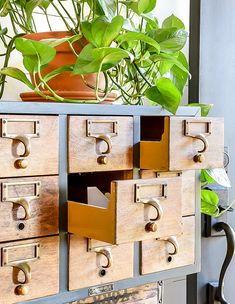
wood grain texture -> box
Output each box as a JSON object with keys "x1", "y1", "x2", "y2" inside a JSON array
[
  {"x1": 68, "y1": 176, "x2": 183, "y2": 244},
  {"x1": 169, "y1": 117, "x2": 224, "y2": 170},
  {"x1": 68, "y1": 116, "x2": 133, "y2": 173},
  {"x1": 140, "y1": 170, "x2": 195, "y2": 216},
  {"x1": 69, "y1": 235, "x2": 133, "y2": 290},
  {"x1": 69, "y1": 283, "x2": 159, "y2": 304},
  {"x1": 0, "y1": 115, "x2": 59, "y2": 177},
  {"x1": 115, "y1": 177, "x2": 183, "y2": 244},
  {"x1": 0, "y1": 236, "x2": 59, "y2": 303},
  {"x1": 0, "y1": 176, "x2": 59, "y2": 243},
  {"x1": 141, "y1": 216, "x2": 195, "y2": 275}
]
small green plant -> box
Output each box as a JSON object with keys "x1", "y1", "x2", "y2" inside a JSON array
[
  {"x1": 200, "y1": 168, "x2": 234, "y2": 217},
  {"x1": 0, "y1": 0, "x2": 190, "y2": 113}
]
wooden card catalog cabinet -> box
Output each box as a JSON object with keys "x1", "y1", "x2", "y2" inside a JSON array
[
  {"x1": 140, "y1": 116, "x2": 224, "y2": 171},
  {"x1": 0, "y1": 236, "x2": 59, "y2": 303},
  {"x1": 68, "y1": 116, "x2": 133, "y2": 173},
  {"x1": 0, "y1": 176, "x2": 59, "y2": 242},
  {"x1": 68, "y1": 176, "x2": 183, "y2": 245},
  {"x1": 0, "y1": 115, "x2": 59, "y2": 177},
  {"x1": 69, "y1": 236, "x2": 133, "y2": 290}
]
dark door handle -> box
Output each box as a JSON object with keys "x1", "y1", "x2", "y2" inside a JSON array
[{"x1": 211, "y1": 222, "x2": 235, "y2": 304}]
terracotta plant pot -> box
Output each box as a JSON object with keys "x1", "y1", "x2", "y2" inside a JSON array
[{"x1": 20, "y1": 31, "x2": 116, "y2": 102}]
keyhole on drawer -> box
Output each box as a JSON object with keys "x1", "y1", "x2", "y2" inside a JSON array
[
  {"x1": 167, "y1": 256, "x2": 173, "y2": 263},
  {"x1": 18, "y1": 223, "x2": 25, "y2": 230},
  {"x1": 99, "y1": 269, "x2": 106, "y2": 277}
]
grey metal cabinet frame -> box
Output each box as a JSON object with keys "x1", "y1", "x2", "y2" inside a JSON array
[{"x1": 0, "y1": 102, "x2": 201, "y2": 304}]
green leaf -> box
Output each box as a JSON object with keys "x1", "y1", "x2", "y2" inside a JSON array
[
  {"x1": 154, "y1": 28, "x2": 188, "y2": 53},
  {"x1": 186, "y1": 103, "x2": 213, "y2": 117},
  {"x1": 93, "y1": 16, "x2": 124, "y2": 47},
  {"x1": 0, "y1": 0, "x2": 11, "y2": 17},
  {"x1": 130, "y1": 0, "x2": 157, "y2": 15},
  {"x1": 73, "y1": 44, "x2": 130, "y2": 74},
  {"x1": 15, "y1": 38, "x2": 56, "y2": 72},
  {"x1": 39, "y1": 0, "x2": 51, "y2": 9},
  {"x1": 162, "y1": 14, "x2": 185, "y2": 30},
  {"x1": 151, "y1": 52, "x2": 189, "y2": 74},
  {"x1": 94, "y1": 0, "x2": 117, "y2": 20},
  {"x1": 201, "y1": 189, "x2": 220, "y2": 216},
  {"x1": 117, "y1": 32, "x2": 160, "y2": 53},
  {"x1": 145, "y1": 78, "x2": 182, "y2": 114},
  {"x1": 25, "y1": 0, "x2": 44, "y2": 24},
  {"x1": 43, "y1": 64, "x2": 74, "y2": 83},
  {"x1": 0, "y1": 67, "x2": 34, "y2": 89},
  {"x1": 82, "y1": 16, "x2": 123, "y2": 47},
  {"x1": 168, "y1": 51, "x2": 189, "y2": 94},
  {"x1": 200, "y1": 169, "x2": 216, "y2": 184},
  {"x1": 42, "y1": 34, "x2": 82, "y2": 48},
  {"x1": 0, "y1": 27, "x2": 7, "y2": 36},
  {"x1": 205, "y1": 168, "x2": 231, "y2": 188}
]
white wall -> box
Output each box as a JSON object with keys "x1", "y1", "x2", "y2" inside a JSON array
[{"x1": 1, "y1": 0, "x2": 190, "y2": 102}]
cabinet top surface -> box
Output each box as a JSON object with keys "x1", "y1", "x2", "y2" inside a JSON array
[{"x1": 0, "y1": 101, "x2": 200, "y2": 116}]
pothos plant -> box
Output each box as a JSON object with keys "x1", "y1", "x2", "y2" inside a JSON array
[
  {"x1": 0, "y1": 0, "x2": 189, "y2": 113},
  {"x1": 191, "y1": 105, "x2": 235, "y2": 217}
]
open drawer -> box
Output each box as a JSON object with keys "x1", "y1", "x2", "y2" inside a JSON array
[
  {"x1": 140, "y1": 116, "x2": 224, "y2": 171},
  {"x1": 68, "y1": 173, "x2": 183, "y2": 245}
]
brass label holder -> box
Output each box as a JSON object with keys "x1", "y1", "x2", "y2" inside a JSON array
[
  {"x1": 1, "y1": 242, "x2": 40, "y2": 267},
  {"x1": 1, "y1": 118, "x2": 40, "y2": 160},
  {"x1": 2, "y1": 181, "x2": 41, "y2": 220}
]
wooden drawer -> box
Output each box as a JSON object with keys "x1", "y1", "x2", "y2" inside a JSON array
[
  {"x1": 0, "y1": 115, "x2": 59, "y2": 177},
  {"x1": 141, "y1": 170, "x2": 195, "y2": 216},
  {"x1": 68, "y1": 176, "x2": 182, "y2": 244},
  {"x1": 0, "y1": 236, "x2": 59, "y2": 303},
  {"x1": 140, "y1": 116, "x2": 224, "y2": 171},
  {"x1": 0, "y1": 176, "x2": 59, "y2": 242},
  {"x1": 68, "y1": 116, "x2": 133, "y2": 172},
  {"x1": 141, "y1": 216, "x2": 195, "y2": 275},
  {"x1": 69, "y1": 236, "x2": 133, "y2": 290}
]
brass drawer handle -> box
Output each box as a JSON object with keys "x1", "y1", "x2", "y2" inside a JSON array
[
  {"x1": 147, "y1": 199, "x2": 163, "y2": 221},
  {"x1": 13, "y1": 198, "x2": 31, "y2": 220},
  {"x1": 96, "y1": 134, "x2": 112, "y2": 154},
  {"x1": 2, "y1": 181, "x2": 41, "y2": 221},
  {"x1": 184, "y1": 119, "x2": 211, "y2": 163},
  {"x1": 95, "y1": 247, "x2": 113, "y2": 269},
  {"x1": 166, "y1": 236, "x2": 179, "y2": 256},
  {"x1": 13, "y1": 262, "x2": 31, "y2": 284},
  {"x1": 14, "y1": 135, "x2": 31, "y2": 158}
]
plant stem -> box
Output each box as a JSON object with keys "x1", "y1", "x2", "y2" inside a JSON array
[{"x1": 134, "y1": 62, "x2": 153, "y2": 87}]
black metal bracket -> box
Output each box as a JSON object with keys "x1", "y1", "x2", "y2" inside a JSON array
[{"x1": 207, "y1": 222, "x2": 235, "y2": 304}]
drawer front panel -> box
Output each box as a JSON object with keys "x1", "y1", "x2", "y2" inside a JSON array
[
  {"x1": 69, "y1": 235, "x2": 133, "y2": 290},
  {"x1": 140, "y1": 170, "x2": 195, "y2": 216},
  {"x1": 169, "y1": 117, "x2": 224, "y2": 170},
  {"x1": 0, "y1": 176, "x2": 59, "y2": 242},
  {"x1": 115, "y1": 177, "x2": 183, "y2": 244},
  {"x1": 68, "y1": 176, "x2": 182, "y2": 245},
  {"x1": 68, "y1": 116, "x2": 133, "y2": 172},
  {"x1": 0, "y1": 115, "x2": 59, "y2": 177},
  {"x1": 0, "y1": 236, "x2": 59, "y2": 303},
  {"x1": 141, "y1": 216, "x2": 195, "y2": 275}
]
